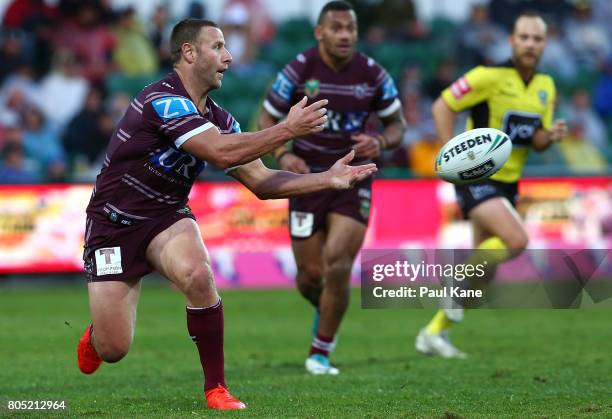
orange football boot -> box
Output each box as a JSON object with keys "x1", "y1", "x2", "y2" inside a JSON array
[
  {"x1": 77, "y1": 324, "x2": 102, "y2": 374},
  {"x1": 205, "y1": 385, "x2": 246, "y2": 410}
]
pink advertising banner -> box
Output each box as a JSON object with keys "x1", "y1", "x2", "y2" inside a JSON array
[{"x1": 0, "y1": 178, "x2": 610, "y2": 287}]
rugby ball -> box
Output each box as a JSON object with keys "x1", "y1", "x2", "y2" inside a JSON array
[{"x1": 435, "y1": 128, "x2": 511, "y2": 184}]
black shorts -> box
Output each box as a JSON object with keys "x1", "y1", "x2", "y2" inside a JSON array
[
  {"x1": 454, "y1": 179, "x2": 518, "y2": 219},
  {"x1": 288, "y1": 178, "x2": 372, "y2": 239},
  {"x1": 83, "y1": 207, "x2": 196, "y2": 282}
]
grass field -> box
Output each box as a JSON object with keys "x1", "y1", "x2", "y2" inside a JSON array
[{"x1": 1, "y1": 281, "x2": 611, "y2": 418}]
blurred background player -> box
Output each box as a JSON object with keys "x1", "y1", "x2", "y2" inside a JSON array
[
  {"x1": 76, "y1": 18, "x2": 377, "y2": 411},
  {"x1": 416, "y1": 11, "x2": 567, "y2": 358},
  {"x1": 258, "y1": 1, "x2": 406, "y2": 375}
]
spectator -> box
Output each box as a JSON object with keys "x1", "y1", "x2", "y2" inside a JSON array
[
  {"x1": 564, "y1": 3, "x2": 611, "y2": 70},
  {"x1": 561, "y1": 88, "x2": 607, "y2": 149},
  {"x1": 489, "y1": 0, "x2": 573, "y2": 32},
  {"x1": 3, "y1": 0, "x2": 59, "y2": 78},
  {"x1": 38, "y1": 49, "x2": 89, "y2": 133},
  {"x1": 0, "y1": 66, "x2": 38, "y2": 127},
  {"x1": 593, "y1": 55, "x2": 612, "y2": 119},
  {"x1": 407, "y1": 122, "x2": 442, "y2": 178},
  {"x1": 538, "y1": 23, "x2": 578, "y2": 80},
  {"x1": 220, "y1": 3, "x2": 256, "y2": 68},
  {"x1": 0, "y1": 30, "x2": 32, "y2": 85},
  {"x1": 149, "y1": 5, "x2": 173, "y2": 72},
  {"x1": 222, "y1": 0, "x2": 275, "y2": 44},
  {"x1": 558, "y1": 121, "x2": 607, "y2": 174},
  {"x1": 459, "y1": 4, "x2": 508, "y2": 66},
  {"x1": 53, "y1": 2, "x2": 115, "y2": 83},
  {"x1": 185, "y1": 1, "x2": 206, "y2": 19},
  {"x1": 362, "y1": 0, "x2": 426, "y2": 43},
  {"x1": 424, "y1": 59, "x2": 457, "y2": 101},
  {"x1": 0, "y1": 142, "x2": 40, "y2": 183},
  {"x1": 105, "y1": 91, "x2": 130, "y2": 124},
  {"x1": 112, "y1": 7, "x2": 158, "y2": 77},
  {"x1": 21, "y1": 107, "x2": 66, "y2": 181},
  {"x1": 591, "y1": 0, "x2": 612, "y2": 42},
  {"x1": 63, "y1": 87, "x2": 110, "y2": 166}
]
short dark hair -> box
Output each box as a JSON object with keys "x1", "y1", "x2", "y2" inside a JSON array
[
  {"x1": 170, "y1": 19, "x2": 218, "y2": 64},
  {"x1": 512, "y1": 10, "x2": 546, "y2": 34},
  {"x1": 317, "y1": 1, "x2": 354, "y2": 25}
]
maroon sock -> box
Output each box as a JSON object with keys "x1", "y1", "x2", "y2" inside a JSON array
[
  {"x1": 186, "y1": 300, "x2": 225, "y2": 391},
  {"x1": 309, "y1": 333, "x2": 335, "y2": 357}
]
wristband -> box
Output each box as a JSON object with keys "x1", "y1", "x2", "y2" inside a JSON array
[{"x1": 375, "y1": 134, "x2": 389, "y2": 150}]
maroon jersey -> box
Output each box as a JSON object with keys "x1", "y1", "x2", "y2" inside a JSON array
[
  {"x1": 86, "y1": 72, "x2": 240, "y2": 220},
  {"x1": 264, "y1": 47, "x2": 401, "y2": 171}
]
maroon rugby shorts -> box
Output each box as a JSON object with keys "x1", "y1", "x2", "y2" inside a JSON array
[
  {"x1": 83, "y1": 209, "x2": 196, "y2": 282},
  {"x1": 288, "y1": 178, "x2": 372, "y2": 239}
]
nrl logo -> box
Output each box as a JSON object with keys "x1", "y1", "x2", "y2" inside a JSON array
[
  {"x1": 467, "y1": 150, "x2": 476, "y2": 160},
  {"x1": 304, "y1": 79, "x2": 320, "y2": 98}
]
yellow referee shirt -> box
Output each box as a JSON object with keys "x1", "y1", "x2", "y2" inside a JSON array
[{"x1": 441, "y1": 61, "x2": 555, "y2": 183}]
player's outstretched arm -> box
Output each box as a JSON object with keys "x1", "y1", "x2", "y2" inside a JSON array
[
  {"x1": 258, "y1": 104, "x2": 311, "y2": 174},
  {"x1": 182, "y1": 97, "x2": 327, "y2": 169},
  {"x1": 229, "y1": 150, "x2": 377, "y2": 200},
  {"x1": 432, "y1": 96, "x2": 457, "y2": 143},
  {"x1": 532, "y1": 119, "x2": 567, "y2": 151}
]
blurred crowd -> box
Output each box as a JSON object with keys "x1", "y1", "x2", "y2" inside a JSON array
[{"x1": 0, "y1": 0, "x2": 610, "y2": 183}]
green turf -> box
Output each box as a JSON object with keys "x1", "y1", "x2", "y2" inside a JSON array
[{"x1": 1, "y1": 282, "x2": 611, "y2": 418}]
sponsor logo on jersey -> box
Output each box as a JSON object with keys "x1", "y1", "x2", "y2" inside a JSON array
[
  {"x1": 442, "y1": 133, "x2": 493, "y2": 162},
  {"x1": 324, "y1": 109, "x2": 368, "y2": 132},
  {"x1": 152, "y1": 96, "x2": 198, "y2": 121},
  {"x1": 502, "y1": 111, "x2": 542, "y2": 146},
  {"x1": 468, "y1": 183, "x2": 497, "y2": 200},
  {"x1": 304, "y1": 79, "x2": 320, "y2": 98},
  {"x1": 450, "y1": 76, "x2": 472, "y2": 99},
  {"x1": 459, "y1": 159, "x2": 495, "y2": 180},
  {"x1": 354, "y1": 83, "x2": 368, "y2": 99},
  {"x1": 271, "y1": 72, "x2": 296, "y2": 102},
  {"x1": 150, "y1": 146, "x2": 205, "y2": 180},
  {"x1": 290, "y1": 211, "x2": 314, "y2": 238},
  {"x1": 381, "y1": 76, "x2": 398, "y2": 101},
  {"x1": 95, "y1": 247, "x2": 122, "y2": 276},
  {"x1": 538, "y1": 89, "x2": 548, "y2": 105}
]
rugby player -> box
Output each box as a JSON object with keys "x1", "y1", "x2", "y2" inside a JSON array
[
  {"x1": 76, "y1": 19, "x2": 377, "y2": 410},
  {"x1": 258, "y1": 1, "x2": 406, "y2": 375},
  {"x1": 416, "y1": 11, "x2": 567, "y2": 358}
]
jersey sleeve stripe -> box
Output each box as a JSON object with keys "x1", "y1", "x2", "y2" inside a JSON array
[
  {"x1": 376, "y1": 98, "x2": 401, "y2": 118},
  {"x1": 130, "y1": 102, "x2": 143, "y2": 114},
  {"x1": 174, "y1": 122, "x2": 215, "y2": 148},
  {"x1": 284, "y1": 66, "x2": 300, "y2": 84},
  {"x1": 165, "y1": 114, "x2": 203, "y2": 133},
  {"x1": 263, "y1": 99, "x2": 286, "y2": 119}
]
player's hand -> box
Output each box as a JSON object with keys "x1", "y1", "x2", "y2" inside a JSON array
[
  {"x1": 279, "y1": 152, "x2": 310, "y2": 174},
  {"x1": 284, "y1": 96, "x2": 328, "y2": 137},
  {"x1": 351, "y1": 133, "x2": 381, "y2": 159},
  {"x1": 549, "y1": 119, "x2": 567, "y2": 143},
  {"x1": 325, "y1": 150, "x2": 377, "y2": 189}
]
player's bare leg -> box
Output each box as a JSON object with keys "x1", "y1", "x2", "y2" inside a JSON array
[
  {"x1": 78, "y1": 279, "x2": 141, "y2": 373},
  {"x1": 305, "y1": 213, "x2": 365, "y2": 375},
  {"x1": 418, "y1": 197, "x2": 528, "y2": 358},
  {"x1": 146, "y1": 218, "x2": 245, "y2": 410},
  {"x1": 292, "y1": 230, "x2": 325, "y2": 309}
]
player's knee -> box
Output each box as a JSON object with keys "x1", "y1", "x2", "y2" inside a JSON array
[
  {"x1": 182, "y1": 262, "x2": 215, "y2": 301},
  {"x1": 96, "y1": 339, "x2": 131, "y2": 363},
  {"x1": 504, "y1": 233, "x2": 528, "y2": 253},
  {"x1": 324, "y1": 253, "x2": 353, "y2": 280},
  {"x1": 296, "y1": 262, "x2": 322, "y2": 284}
]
